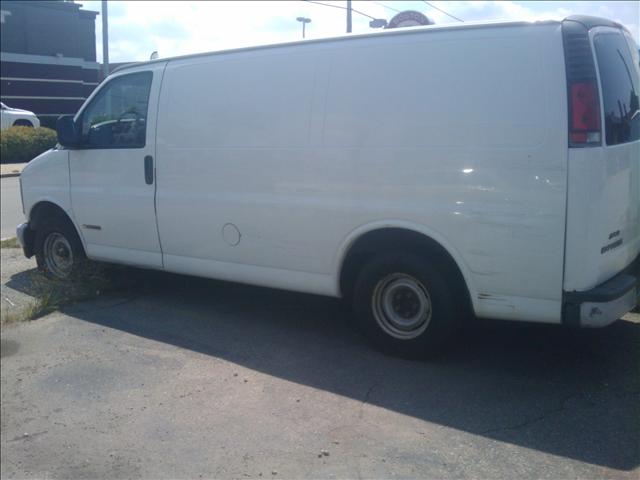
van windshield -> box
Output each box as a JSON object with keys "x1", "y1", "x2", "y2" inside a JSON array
[{"x1": 593, "y1": 32, "x2": 640, "y2": 145}]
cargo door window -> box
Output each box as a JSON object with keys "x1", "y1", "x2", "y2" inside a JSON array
[
  {"x1": 79, "y1": 72, "x2": 152, "y2": 149},
  {"x1": 593, "y1": 32, "x2": 640, "y2": 145}
]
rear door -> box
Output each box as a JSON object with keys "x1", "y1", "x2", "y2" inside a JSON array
[{"x1": 563, "y1": 21, "x2": 640, "y2": 292}]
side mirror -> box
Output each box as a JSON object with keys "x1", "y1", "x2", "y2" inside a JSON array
[{"x1": 56, "y1": 115, "x2": 80, "y2": 148}]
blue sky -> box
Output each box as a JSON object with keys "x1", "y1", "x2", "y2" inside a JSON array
[{"x1": 81, "y1": 1, "x2": 640, "y2": 63}]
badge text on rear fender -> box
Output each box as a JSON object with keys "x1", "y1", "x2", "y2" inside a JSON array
[{"x1": 601, "y1": 238, "x2": 623, "y2": 254}]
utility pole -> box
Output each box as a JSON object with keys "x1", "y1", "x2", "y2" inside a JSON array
[
  {"x1": 346, "y1": 0, "x2": 352, "y2": 33},
  {"x1": 101, "y1": 0, "x2": 109, "y2": 79}
]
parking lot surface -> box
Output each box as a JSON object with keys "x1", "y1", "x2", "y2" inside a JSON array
[{"x1": 1, "y1": 257, "x2": 639, "y2": 479}]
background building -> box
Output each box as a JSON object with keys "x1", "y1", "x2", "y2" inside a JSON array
[{"x1": 0, "y1": 0, "x2": 99, "y2": 128}]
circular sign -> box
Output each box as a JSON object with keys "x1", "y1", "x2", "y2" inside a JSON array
[{"x1": 387, "y1": 10, "x2": 433, "y2": 29}]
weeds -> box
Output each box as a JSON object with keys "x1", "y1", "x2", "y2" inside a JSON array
[{"x1": 1, "y1": 261, "x2": 128, "y2": 325}]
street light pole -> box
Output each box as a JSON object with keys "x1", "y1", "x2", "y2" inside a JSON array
[
  {"x1": 101, "y1": 0, "x2": 109, "y2": 79},
  {"x1": 296, "y1": 17, "x2": 311, "y2": 39},
  {"x1": 346, "y1": 0, "x2": 352, "y2": 33}
]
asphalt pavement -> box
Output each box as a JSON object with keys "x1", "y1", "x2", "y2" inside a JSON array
[
  {"x1": 1, "y1": 169, "x2": 638, "y2": 478},
  {"x1": 1, "y1": 177, "x2": 24, "y2": 239},
  {"x1": 1, "y1": 251, "x2": 639, "y2": 479}
]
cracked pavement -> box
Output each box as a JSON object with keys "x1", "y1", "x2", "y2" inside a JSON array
[{"x1": 1, "y1": 250, "x2": 639, "y2": 479}]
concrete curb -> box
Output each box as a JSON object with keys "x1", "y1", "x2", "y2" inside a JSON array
[{"x1": 1, "y1": 163, "x2": 28, "y2": 178}]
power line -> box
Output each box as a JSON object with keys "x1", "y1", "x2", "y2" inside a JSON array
[
  {"x1": 302, "y1": 1, "x2": 378, "y2": 21},
  {"x1": 422, "y1": 1, "x2": 464, "y2": 22},
  {"x1": 370, "y1": 1, "x2": 401, "y2": 13}
]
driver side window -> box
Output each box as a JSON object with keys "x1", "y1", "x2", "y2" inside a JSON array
[{"x1": 80, "y1": 72, "x2": 152, "y2": 149}]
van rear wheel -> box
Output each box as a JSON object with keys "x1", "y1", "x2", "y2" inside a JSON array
[
  {"x1": 353, "y1": 253, "x2": 461, "y2": 359},
  {"x1": 35, "y1": 216, "x2": 86, "y2": 280}
]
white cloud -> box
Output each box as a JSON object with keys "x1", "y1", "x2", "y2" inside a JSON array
[{"x1": 82, "y1": 0, "x2": 639, "y2": 63}]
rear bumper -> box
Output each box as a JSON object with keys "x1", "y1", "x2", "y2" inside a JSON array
[{"x1": 563, "y1": 256, "x2": 639, "y2": 327}]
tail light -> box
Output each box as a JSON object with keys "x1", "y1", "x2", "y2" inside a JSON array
[
  {"x1": 569, "y1": 81, "x2": 601, "y2": 144},
  {"x1": 562, "y1": 20, "x2": 602, "y2": 147}
]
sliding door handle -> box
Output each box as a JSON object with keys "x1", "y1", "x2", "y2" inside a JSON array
[{"x1": 144, "y1": 155, "x2": 154, "y2": 185}]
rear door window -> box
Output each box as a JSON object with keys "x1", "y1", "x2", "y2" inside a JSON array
[{"x1": 593, "y1": 32, "x2": 640, "y2": 145}]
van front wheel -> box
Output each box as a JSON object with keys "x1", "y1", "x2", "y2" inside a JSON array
[
  {"x1": 35, "y1": 216, "x2": 86, "y2": 280},
  {"x1": 353, "y1": 253, "x2": 460, "y2": 359}
]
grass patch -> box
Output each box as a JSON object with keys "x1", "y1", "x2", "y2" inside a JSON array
[
  {"x1": 1, "y1": 305, "x2": 25, "y2": 325},
  {"x1": 0, "y1": 237, "x2": 20, "y2": 249},
  {"x1": 0, "y1": 296, "x2": 55, "y2": 325},
  {"x1": 1, "y1": 262, "x2": 133, "y2": 325},
  {"x1": 30, "y1": 263, "x2": 119, "y2": 314}
]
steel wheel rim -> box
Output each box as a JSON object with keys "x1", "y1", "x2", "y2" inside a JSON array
[
  {"x1": 43, "y1": 232, "x2": 73, "y2": 278},
  {"x1": 372, "y1": 273, "x2": 432, "y2": 339}
]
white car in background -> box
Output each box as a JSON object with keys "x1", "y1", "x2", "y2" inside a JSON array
[{"x1": 0, "y1": 102, "x2": 40, "y2": 130}]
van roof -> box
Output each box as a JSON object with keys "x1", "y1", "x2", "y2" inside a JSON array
[{"x1": 111, "y1": 15, "x2": 625, "y2": 75}]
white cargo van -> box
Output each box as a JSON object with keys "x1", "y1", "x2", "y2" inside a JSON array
[{"x1": 17, "y1": 16, "x2": 639, "y2": 357}]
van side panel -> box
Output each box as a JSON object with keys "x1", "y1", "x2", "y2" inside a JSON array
[
  {"x1": 156, "y1": 24, "x2": 568, "y2": 322},
  {"x1": 323, "y1": 25, "x2": 569, "y2": 322},
  {"x1": 155, "y1": 48, "x2": 330, "y2": 290}
]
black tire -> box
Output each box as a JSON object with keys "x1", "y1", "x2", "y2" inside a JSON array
[
  {"x1": 353, "y1": 252, "x2": 462, "y2": 359},
  {"x1": 35, "y1": 215, "x2": 86, "y2": 280},
  {"x1": 13, "y1": 120, "x2": 34, "y2": 127}
]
